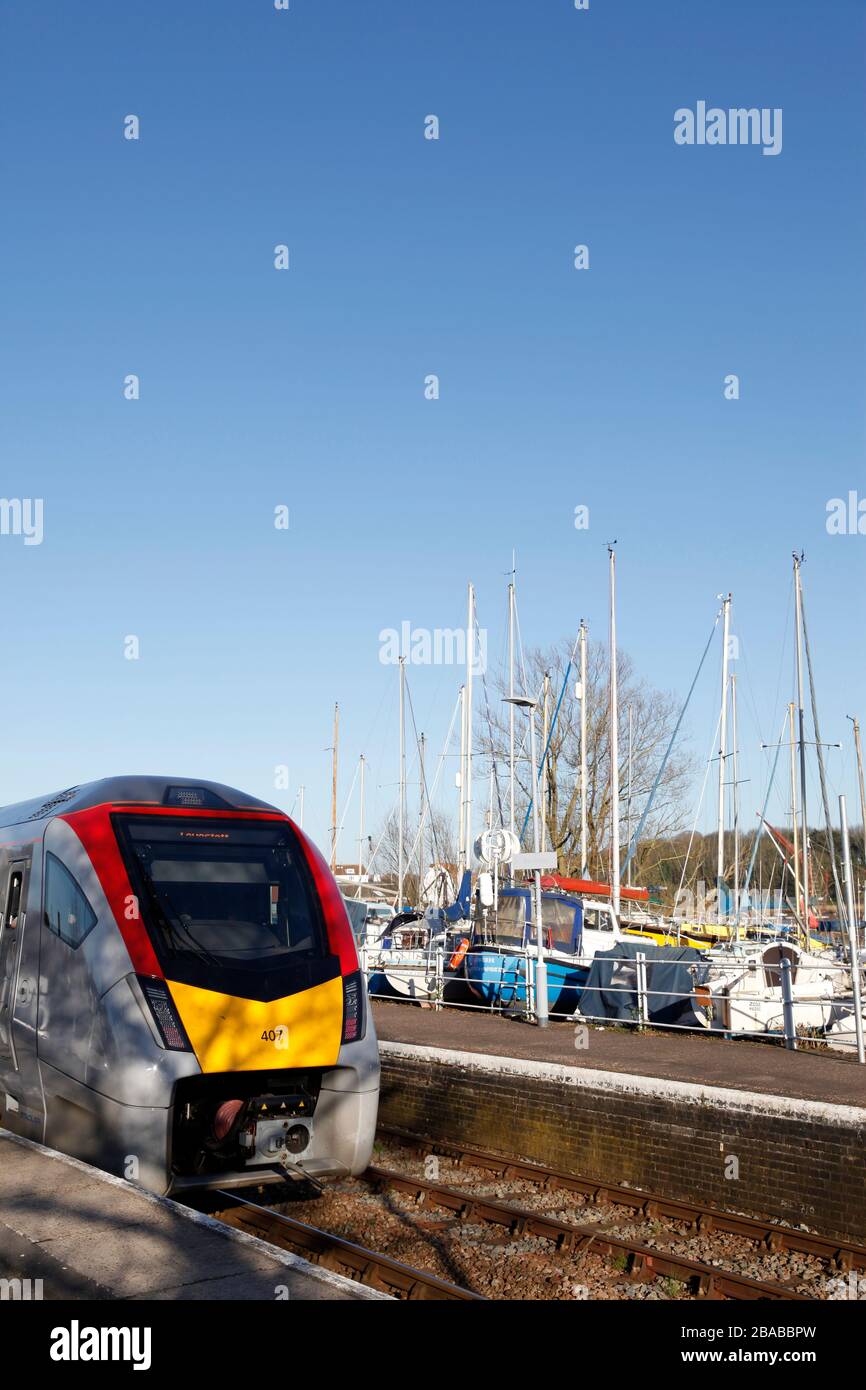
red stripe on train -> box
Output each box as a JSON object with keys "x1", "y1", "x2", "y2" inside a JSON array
[{"x1": 61, "y1": 806, "x2": 163, "y2": 976}]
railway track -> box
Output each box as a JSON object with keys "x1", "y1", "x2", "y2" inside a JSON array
[
  {"x1": 208, "y1": 1190, "x2": 484, "y2": 1300},
  {"x1": 193, "y1": 1125, "x2": 866, "y2": 1302},
  {"x1": 199, "y1": 1117, "x2": 861, "y2": 1300},
  {"x1": 360, "y1": 1164, "x2": 806, "y2": 1300},
  {"x1": 378, "y1": 1123, "x2": 866, "y2": 1275}
]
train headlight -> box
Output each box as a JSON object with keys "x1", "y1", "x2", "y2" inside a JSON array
[
  {"x1": 341, "y1": 969, "x2": 366, "y2": 1044},
  {"x1": 137, "y1": 976, "x2": 193, "y2": 1051}
]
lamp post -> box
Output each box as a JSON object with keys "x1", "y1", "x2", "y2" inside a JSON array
[{"x1": 503, "y1": 694, "x2": 548, "y2": 1027}]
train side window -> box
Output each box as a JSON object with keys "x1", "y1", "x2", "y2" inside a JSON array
[
  {"x1": 3, "y1": 870, "x2": 23, "y2": 930},
  {"x1": 44, "y1": 854, "x2": 97, "y2": 949}
]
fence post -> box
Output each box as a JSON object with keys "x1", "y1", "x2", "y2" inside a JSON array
[
  {"x1": 780, "y1": 957, "x2": 797, "y2": 1050},
  {"x1": 526, "y1": 949, "x2": 535, "y2": 1022},
  {"x1": 635, "y1": 952, "x2": 647, "y2": 1029},
  {"x1": 840, "y1": 794, "x2": 866, "y2": 1063},
  {"x1": 434, "y1": 943, "x2": 444, "y2": 1012}
]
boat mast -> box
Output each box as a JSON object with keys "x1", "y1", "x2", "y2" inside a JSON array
[
  {"x1": 508, "y1": 561, "x2": 516, "y2": 849},
  {"x1": 716, "y1": 594, "x2": 731, "y2": 923},
  {"x1": 398, "y1": 657, "x2": 406, "y2": 908},
  {"x1": 355, "y1": 754, "x2": 365, "y2": 899},
  {"x1": 463, "y1": 582, "x2": 475, "y2": 873},
  {"x1": 418, "y1": 732, "x2": 426, "y2": 893},
  {"x1": 788, "y1": 700, "x2": 800, "y2": 922},
  {"x1": 579, "y1": 619, "x2": 588, "y2": 878},
  {"x1": 840, "y1": 795, "x2": 866, "y2": 1062},
  {"x1": 731, "y1": 673, "x2": 739, "y2": 918},
  {"x1": 608, "y1": 545, "x2": 621, "y2": 920},
  {"x1": 330, "y1": 702, "x2": 339, "y2": 871},
  {"x1": 849, "y1": 716, "x2": 866, "y2": 860},
  {"x1": 626, "y1": 703, "x2": 633, "y2": 889},
  {"x1": 793, "y1": 553, "x2": 810, "y2": 925},
  {"x1": 457, "y1": 684, "x2": 466, "y2": 876},
  {"x1": 759, "y1": 848, "x2": 764, "y2": 916},
  {"x1": 541, "y1": 671, "x2": 550, "y2": 853},
  {"x1": 801, "y1": 586, "x2": 845, "y2": 929}
]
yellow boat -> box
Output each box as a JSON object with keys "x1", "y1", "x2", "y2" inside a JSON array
[
  {"x1": 622, "y1": 923, "x2": 715, "y2": 951},
  {"x1": 628, "y1": 919, "x2": 830, "y2": 955}
]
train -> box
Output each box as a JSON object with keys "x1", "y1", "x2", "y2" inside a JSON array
[{"x1": 0, "y1": 776, "x2": 379, "y2": 1194}]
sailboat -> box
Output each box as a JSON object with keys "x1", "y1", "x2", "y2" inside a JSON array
[
  {"x1": 689, "y1": 937, "x2": 839, "y2": 1034},
  {"x1": 365, "y1": 872, "x2": 474, "y2": 1002},
  {"x1": 462, "y1": 548, "x2": 633, "y2": 1016},
  {"x1": 366, "y1": 587, "x2": 480, "y2": 1003},
  {"x1": 687, "y1": 558, "x2": 865, "y2": 1043},
  {"x1": 462, "y1": 882, "x2": 623, "y2": 1015}
]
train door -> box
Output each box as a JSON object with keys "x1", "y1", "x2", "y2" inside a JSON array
[{"x1": 0, "y1": 861, "x2": 29, "y2": 1073}]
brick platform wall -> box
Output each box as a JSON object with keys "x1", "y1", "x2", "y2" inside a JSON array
[{"x1": 378, "y1": 1043, "x2": 866, "y2": 1243}]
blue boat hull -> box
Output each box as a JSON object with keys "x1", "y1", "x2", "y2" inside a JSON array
[
  {"x1": 367, "y1": 970, "x2": 390, "y2": 998},
  {"x1": 464, "y1": 948, "x2": 588, "y2": 1016}
]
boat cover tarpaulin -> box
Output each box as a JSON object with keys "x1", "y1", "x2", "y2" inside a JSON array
[
  {"x1": 577, "y1": 941, "x2": 709, "y2": 1026},
  {"x1": 541, "y1": 873, "x2": 649, "y2": 902}
]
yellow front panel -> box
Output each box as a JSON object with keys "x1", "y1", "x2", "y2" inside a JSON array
[{"x1": 167, "y1": 974, "x2": 344, "y2": 1072}]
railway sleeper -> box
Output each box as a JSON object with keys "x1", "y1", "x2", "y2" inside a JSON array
[{"x1": 627, "y1": 1253, "x2": 656, "y2": 1284}]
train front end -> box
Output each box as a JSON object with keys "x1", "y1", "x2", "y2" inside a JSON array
[{"x1": 62, "y1": 788, "x2": 379, "y2": 1193}]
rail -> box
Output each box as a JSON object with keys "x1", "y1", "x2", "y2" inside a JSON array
[
  {"x1": 378, "y1": 1125, "x2": 866, "y2": 1273},
  {"x1": 361, "y1": 940, "x2": 866, "y2": 1054},
  {"x1": 361, "y1": 1164, "x2": 810, "y2": 1300},
  {"x1": 207, "y1": 1188, "x2": 484, "y2": 1300}
]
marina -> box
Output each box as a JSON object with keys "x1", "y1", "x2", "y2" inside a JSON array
[{"x1": 331, "y1": 550, "x2": 866, "y2": 1065}]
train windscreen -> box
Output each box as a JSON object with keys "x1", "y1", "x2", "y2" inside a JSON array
[{"x1": 115, "y1": 816, "x2": 329, "y2": 984}]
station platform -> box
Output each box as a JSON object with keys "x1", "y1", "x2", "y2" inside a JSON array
[
  {"x1": 0, "y1": 1131, "x2": 384, "y2": 1301},
  {"x1": 372, "y1": 999, "x2": 866, "y2": 1107},
  {"x1": 373, "y1": 1000, "x2": 866, "y2": 1242}
]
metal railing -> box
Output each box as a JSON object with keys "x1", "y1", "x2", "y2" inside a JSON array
[{"x1": 360, "y1": 942, "x2": 866, "y2": 1058}]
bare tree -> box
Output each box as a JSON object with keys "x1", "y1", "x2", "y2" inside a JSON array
[
  {"x1": 476, "y1": 636, "x2": 695, "y2": 884},
  {"x1": 369, "y1": 806, "x2": 458, "y2": 904}
]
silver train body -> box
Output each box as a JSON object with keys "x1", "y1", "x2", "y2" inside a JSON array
[{"x1": 0, "y1": 777, "x2": 379, "y2": 1194}]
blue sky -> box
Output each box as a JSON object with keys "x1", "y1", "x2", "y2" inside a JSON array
[{"x1": 0, "y1": 0, "x2": 864, "y2": 860}]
